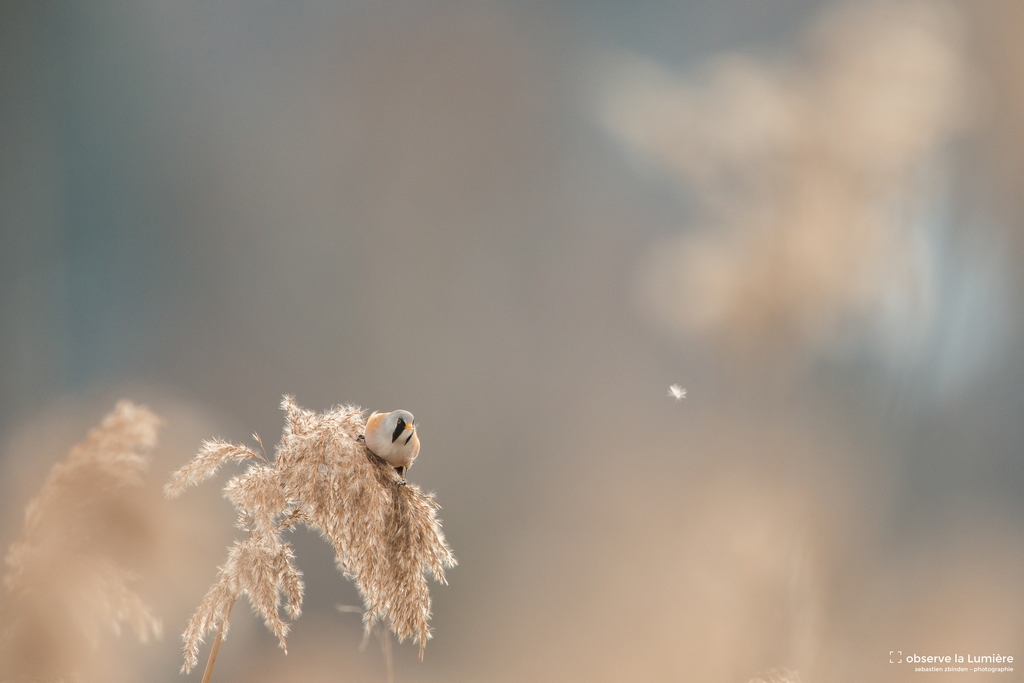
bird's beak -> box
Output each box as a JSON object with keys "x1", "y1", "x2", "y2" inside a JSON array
[{"x1": 405, "y1": 422, "x2": 414, "y2": 430}]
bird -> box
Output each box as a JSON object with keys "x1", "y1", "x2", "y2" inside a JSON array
[{"x1": 360, "y1": 410, "x2": 420, "y2": 482}]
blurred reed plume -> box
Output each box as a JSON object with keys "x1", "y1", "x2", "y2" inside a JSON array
[
  {"x1": 1, "y1": 401, "x2": 164, "y2": 683},
  {"x1": 166, "y1": 395, "x2": 455, "y2": 676},
  {"x1": 603, "y1": 0, "x2": 968, "y2": 355},
  {"x1": 750, "y1": 669, "x2": 803, "y2": 683}
]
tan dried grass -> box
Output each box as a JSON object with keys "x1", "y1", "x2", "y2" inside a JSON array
[
  {"x1": 1, "y1": 401, "x2": 164, "y2": 683},
  {"x1": 166, "y1": 396, "x2": 455, "y2": 674}
]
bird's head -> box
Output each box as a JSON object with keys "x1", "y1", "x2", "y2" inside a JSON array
[{"x1": 382, "y1": 410, "x2": 416, "y2": 444}]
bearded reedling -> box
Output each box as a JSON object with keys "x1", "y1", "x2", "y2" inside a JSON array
[{"x1": 360, "y1": 410, "x2": 420, "y2": 481}]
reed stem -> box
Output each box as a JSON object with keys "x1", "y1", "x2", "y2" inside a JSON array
[{"x1": 201, "y1": 600, "x2": 234, "y2": 683}]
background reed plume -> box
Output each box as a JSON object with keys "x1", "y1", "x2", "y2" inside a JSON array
[
  {"x1": 0, "y1": 401, "x2": 164, "y2": 683},
  {"x1": 166, "y1": 396, "x2": 455, "y2": 674},
  {"x1": 750, "y1": 669, "x2": 803, "y2": 683}
]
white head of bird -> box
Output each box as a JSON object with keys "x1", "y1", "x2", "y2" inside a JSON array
[{"x1": 363, "y1": 410, "x2": 420, "y2": 479}]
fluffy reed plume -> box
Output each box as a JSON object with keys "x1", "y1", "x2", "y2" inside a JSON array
[
  {"x1": 603, "y1": 0, "x2": 967, "y2": 355},
  {"x1": 166, "y1": 396, "x2": 455, "y2": 675},
  {"x1": 1, "y1": 401, "x2": 163, "y2": 683}
]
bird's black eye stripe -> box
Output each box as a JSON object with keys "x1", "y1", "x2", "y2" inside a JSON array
[
  {"x1": 392, "y1": 418, "x2": 405, "y2": 443},
  {"x1": 404, "y1": 432, "x2": 413, "y2": 446}
]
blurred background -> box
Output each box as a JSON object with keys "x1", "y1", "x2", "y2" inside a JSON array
[{"x1": 2, "y1": 0, "x2": 1024, "y2": 681}]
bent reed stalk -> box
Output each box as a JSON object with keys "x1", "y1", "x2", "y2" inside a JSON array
[{"x1": 200, "y1": 600, "x2": 233, "y2": 683}]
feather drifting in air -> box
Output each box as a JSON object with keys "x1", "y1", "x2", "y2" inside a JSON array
[{"x1": 668, "y1": 384, "x2": 686, "y2": 401}]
